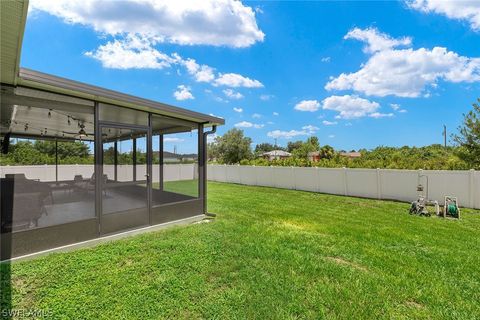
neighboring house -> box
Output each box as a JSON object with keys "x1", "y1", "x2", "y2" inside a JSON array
[
  {"x1": 340, "y1": 151, "x2": 362, "y2": 159},
  {"x1": 308, "y1": 151, "x2": 321, "y2": 162},
  {"x1": 263, "y1": 150, "x2": 292, "y2": 161}
]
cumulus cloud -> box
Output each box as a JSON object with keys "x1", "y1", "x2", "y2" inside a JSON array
[
  {"x1": 407, "y1": 0, "x2": 480, "y2": 31},
  {"x1": 181, "y1": 58, "x2": 216, "y2": 82},
  {"x1": 321, "y1": 57, "x2": 331, "y2": 62},
  {"x1": 214, "y1": 73, "x2": 263, "y2": 88},
  {"x1": 223, "y1": 89, "x2": 244, "y2": 99},
  {"x1": 273, "y1": 112, "x2": 279, "y2": 116},
  {"x1": 173, "y1": 85, "x2": 194, "y2": 100},
  {"x1": 302, "y1": 125, "x2": 319, "y2": 133},
  {"x1": 234, "y1": 121, "x2": 263, "y2": 128},
  {"x1": 390, "y1": 103, "x2": 401, "y2": 111},
  {"x1": 267, "y1": 129, "x2": 310, "y2": 139},
  {"x1": 30, "y1": 0, "x2": 264, "y2": 47},
  {"x1": 322, "y1": 95, "x2": 380, "y2": 119},
  {"x1": 85, "y1": 35, "x2": 176, "y2": 69},
  {"x1": 294, "y1": 100, "x2": 320, "y2": 112},
  {"x1": 344, "y1": 27, "x2": 411, "y2": 53},
  {"x1": 33, "y1": 0, "x2": 265, "y2": 88},
  {"x1": 252, "y1": 113, "x2": 262, "y2": 119},
  {"x1": 326, "y1": 27, "x2": 480, "y2": 97},
  {"x1": 233, "y1": 107, "x2": 243, "y2": 113},
  {"x1": 322, "y1": 120, "x2": 338, "y2": 126}
]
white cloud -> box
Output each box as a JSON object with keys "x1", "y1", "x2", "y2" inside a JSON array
[
  {"x1": 322, "y1": 120, "x2": 338, "y2": 126},
  {"x1": 234, "y1": 121, "x2": 263, "y2": 129},
  {"x1": 182, "y1": 58, "x2": 216, "y2": 82},
  {"x1": 267, "y1": 121, "x2": 274, "y2": 125},
  {"x1": 85, "y1": 35, "x2": 176, "y2": 69},
  {"x1": 321, "y1": 56, "x2": 331, "y2": 63},
  {"x1": 233, "y1": 107, "x2": 243, "y2": 113},
  {"x1": 407, "y1": 0, "x2": 480, "y2": 31},
  {"x1": 344, "y1": 27, "x2": 411, "y2": 53},
  {"x1": 302, "y1": 125, "x2": 319, "y2": 133},
  {"x1": 214, "y1": 73, "x2": 263, "y2": 88},
  {"x1": 30, "y1": 0, "x2": 264, "y2": 48},
  {"x1": 326, "y1": 27, "x2": 480, "y2": 97},
  {"x1": 267, "y1": 129, "x2": 310, "y2": 139},
  {"x1": 252, "y1": 113, "x2": 262, "y2": 119},
  {"x1": 273, "y1": 112, "x2": 279, "y2": 116},
  {"x1": 345, "y1": 122, "x2": 353, "y2": 126},
  {"x1": 390, "y1": 103, "x2": 401, "y2": 111},
  {"x1": 328, "y1": 134, "x2": 335, "y2": 138},
  {"x1": 173, "y1": 85, "x2": 194, "y2": 100},
  {"x1": 223, "y1": 89, "x2": 244, "y2": 99},
  {"x1": 164, "y1": 137, "x2": 185, "y2": 143},
  {"x1": 322, "y1": 95, "x2": 380, "y2": 119},
  {"x1": 369, "y1": 112, "x2": 394, "y2": 118},
  {"x1": 260, "y1": 94, "x2": 274, "y2": 101},
  {"x1": 294, "y1": 100, "x2": 320, "y2": 112},
  {"x1": 399, "y1": 109, "x2": 408, "y2": 113}
]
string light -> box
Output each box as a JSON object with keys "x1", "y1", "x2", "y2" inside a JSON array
[
  {"x1": 48, "y1": 109, "x2": 52, "y2": 118},
  {"x1": 68, "y1": 116, "x2": 71, "y2": 126},
  {"x1": 24, "y1": 124, "x2": 28, "y2": 131}
]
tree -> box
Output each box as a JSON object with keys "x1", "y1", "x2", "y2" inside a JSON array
[
  {"x1": 291, "y1": 136, "x2": 320, "y2": 159},
  {"x1": 213, "y1": 129, "x2": 253, "y2": 164},
  {"x1": 287, "y1": 140, "x2": 303, "y2": 153},
  {"x1": 452, "y1": 98, "x2": 480, "y2": 169},
  {"x1": 319, "y1": 145, "x2": 335, "y2": 159}
]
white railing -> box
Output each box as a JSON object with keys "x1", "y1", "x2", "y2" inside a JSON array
[
  {"x1": 207, "y1": 165, "x2": 480, "y2": 209},
  {"x1": 0, "y1": 164, "x2": 198, "y2": 183}
]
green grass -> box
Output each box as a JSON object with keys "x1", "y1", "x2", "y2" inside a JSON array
[
  {"x1": 2, "y1": 182, "x2": 480, "y2": 319},
  {"x1": 155, "y1": 179, "x2": 199, "y2": 198}
]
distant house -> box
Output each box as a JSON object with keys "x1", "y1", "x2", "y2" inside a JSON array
[
  {"x1": 308, "y1": 151, "x2": 321, "y2": 162},
  {"x1": 262, "y1": 150, "x2": 292, "y2": 161},
  {"x1": 340, "y1": 151, "x2": 362, "y2": 159}
]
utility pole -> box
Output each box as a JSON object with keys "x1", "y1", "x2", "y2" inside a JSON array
[{"x1": 442, "y1": 125, "x2": 447, "y2": 147}]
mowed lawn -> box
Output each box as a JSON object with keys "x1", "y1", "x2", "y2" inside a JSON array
[{"x1": 2, "y1": 182, "x2": 480, "y2": 319}]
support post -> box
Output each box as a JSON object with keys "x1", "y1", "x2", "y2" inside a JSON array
[
  {"x1": 343, "y1": 167, "x2": 348, "y2": 196},
  {"x1": 376, "y1": 168, "x2": 381, "y2": 199},
  {"x1": 55, "y1": 139, "x2": 58, "y2": 182},
  {"x1": 469, "y1": 169, "x2": 475, "y2": 209},
  {"x1": 159, "y1": 134, "x2": 164, "y2": 191},
  {"x1": 202, "y1": 125, "x2": 216, "y2": 215},
  {"x1": 132, "y1": 138, "x2": 137, "y2": 181},
  {"x1": 114, "y1": 141, "x2": 118, "y2": 181}
]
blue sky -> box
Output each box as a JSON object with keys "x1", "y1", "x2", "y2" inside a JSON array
[{"x1": 23, "y1": 0, "x2": 480, "y2": 151}]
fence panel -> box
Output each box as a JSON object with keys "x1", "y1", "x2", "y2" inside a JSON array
[
  {"x1": 204, "y1": 165, "x2": 479, "y2": 209},
  {"x1": 272, "y1": 167, "x2": 295, "y2": 189},
  {"x1": 294, "y1": 167, "x2": 318, "y2": 192},
  {"x1": 317, "y1": 168, "x2": 345, "y2": 195}
]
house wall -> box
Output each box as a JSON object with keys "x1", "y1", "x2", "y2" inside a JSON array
[{"x1": 207, "y1": 165, "x2": 480, "y2": 209}]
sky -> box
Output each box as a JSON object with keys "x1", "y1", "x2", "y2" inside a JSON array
[{"x1": 21, "y1": 0, "x2": 480, "y2": 151}]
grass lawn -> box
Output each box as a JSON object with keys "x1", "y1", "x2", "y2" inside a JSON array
[
  {"x1": 2, "y1": 182, "x2": 480, "y2": 319},
  {"x1": 154, "y1": 179, "x2": 199, "y2": 198}
]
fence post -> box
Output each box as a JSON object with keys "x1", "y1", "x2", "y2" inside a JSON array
[
  {"x1": 315, "y1": 166, "x2": 320, "y2": 193},
  {"x1": 376, "y1": 168, "x2": 381, "y2": 199},
  {"x1": 291, "y1": 166, "x2": 296, "y2": 190},
  {"x1": 469, "y1": 169, "x2": 475, "y2": 209},
  {"x1": 343, "y1": 167, "x2": 348, "y2": 196}
]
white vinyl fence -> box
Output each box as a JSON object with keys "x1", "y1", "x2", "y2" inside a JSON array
[
  {"x1": 207, "y1": 165, "x2": 480, "y2": 209},
  {"x1": 0, "y1": 164, "x2": 198, "y2": 183}
]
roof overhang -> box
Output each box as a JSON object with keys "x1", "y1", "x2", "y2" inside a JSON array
[
  {"x1": 0, "y1": 0, "x2": 29, "y2": 85},
  {"x1": 17, "y1": 68, "x2": 225, "y2": 126}
]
